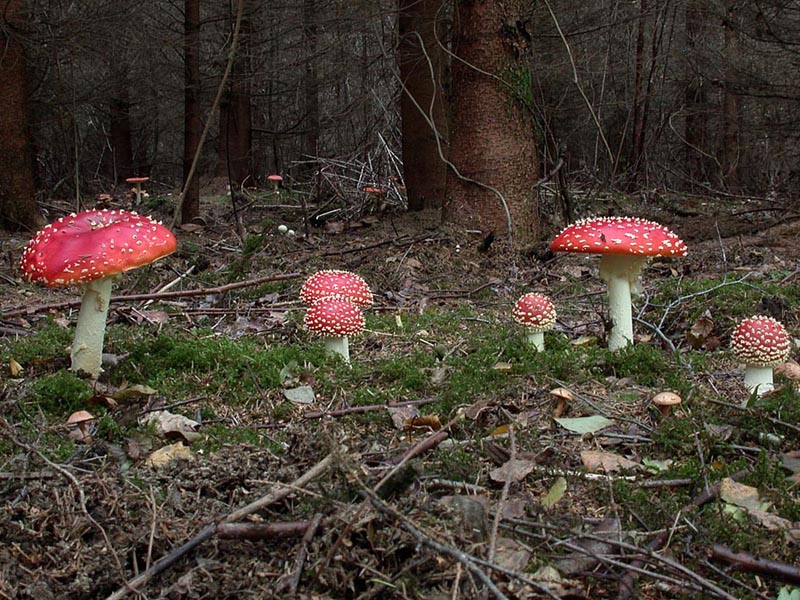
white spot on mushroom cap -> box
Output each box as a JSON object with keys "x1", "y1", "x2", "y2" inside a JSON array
[
  {"x1": 299, "y1": 269, "x2": 373, "y2": 308},
  {"x1": 550, "y1": 216, "x2": 688, "y2": 258},
  {"x1": 304, "y1": 296, "x2": 365, "y2": 337}
]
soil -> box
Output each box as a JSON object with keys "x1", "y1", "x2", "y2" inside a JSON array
[{"x1": 0, "y1": 192, "x2": 799, "y2": 600}]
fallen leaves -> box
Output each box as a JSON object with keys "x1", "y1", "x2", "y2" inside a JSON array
[{"x1": 580, "y1": 450, "x2": 640, "y2": 473}]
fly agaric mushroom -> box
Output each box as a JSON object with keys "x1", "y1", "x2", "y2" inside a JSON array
[
  {"x1": 731, "y1": 316, "x2": 791, "y2": 397},
  {"x1": 300, "y1": 270, "x2": 374, "y2": 308},
  {"x1": 267, "y1": 174, "x2": 283, "y2": 191},
  {"x1": 304, "y1": 296, "x2": 365, "y2": 364},
  {"x1": 67, "y1": 410, "x2": 95, "y2": 443},
  {"x1": 20, "y1": 209, "x2": 177, "y2": 378},
  {"x1": 513, "y1": 292, "x2": 556, "y2": 351},
  {"x1": 125, "y1": 176, "x2": 149, "y2": 205},
  {"x1": 550, "y1": 217, "x2": 687, "y2": 351},
  {"x1": 653, "y1": 391, "x2": 682, "y2": 417}
]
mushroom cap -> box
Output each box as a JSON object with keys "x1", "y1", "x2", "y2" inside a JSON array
[
  {"x1": 550, "y1": 217, "x2": 688, "y2": 258},
  {"x1": 300, "y1": 270, "x2": 373, "y2": 308},
  {"x1": 267, "y1": 174, "x2": 283, "y2": 182},
  {"x1": 549, "y1": 387, "x2": 575, "y2": 401},
  {"x1": 363, "y1": 187, "x2": 385, "y2": 194},
  {"x1": 653, "y1": 391, "x2": 682, "y2": 407},
  {"x1": 513, "y1": 293, "x2": 556, "y2": 332},
  {"x1": 304, "y1": 296, "x2": 365, "y2": 337},
  {"x1": 125, "y1": 176, "x2": 149, "y2": 184},
  {"x1": 67, "y1": 410, "x2": 95, "y2": 424},
  {"x1": 731, "y1": 316, "x2": 791, "y2": 367},
  {"x1": 20, "y1": 209, "x2": 177, "y2": 287}
]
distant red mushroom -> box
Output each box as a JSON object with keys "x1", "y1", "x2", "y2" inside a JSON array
[
  {"x1": 731, "y1": 316, "x2": 791, "y2": 397},
  {"x1": 550, "y1": 217, "x2": 687, "y2": 350},
  {"x1": 125, "y1": 176, "x2": 150, "y2": 205},
  {"x1": 300, "y1": 270, "x2": 373, "y2": 308},
  {"x1": 267, "y1": 174, "x2": 283, "y2": 191},
  {"x1": 363, "y1": 187, "x2": 385, "y2": 195},
  {"x1": 304, "y1": 296, "x2": 365, "y2": 364},
  {"x1": 513, "y1": 293, "x2": 556, "y2": 351},
  {"x1": 20, "y1": 209, "x2": 177, "y2": 378}
]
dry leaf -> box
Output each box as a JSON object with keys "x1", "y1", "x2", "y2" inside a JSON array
[
  {"x1": 141, "y1": 410, "x2": 201, "y2": 442},
  {"x1": 405, "y1": 415, "x2": 441, "y2": 431},
  {"x1": 9, "y1": 358, "x2": 23, "y2": 376},
  {"x1": 388, "y1": 405, "x2": 419, "y2": 429},
  {"x1": 490, "y1": 424, "x2": 510, "y2": 437},
  {"x1": 541, "y1": 476, "x2": 567, "y2": 508},
  {"x1": 492, "y1": 361, "x2": 513, "y2": 371},
  {"x1": 493, "y1": 537, "x2": 531, "y2": 572},
  {"x1": 581, "y1": 450, "x2": 640, "y2": 473},
  {"x1": 145, "y1": 442, "x2": 193, "y2": 468},
  {"x1": 776, "y1": 360, "x2": 800, "y2": 381},
  {"x1": 489, "y1": 458, "x2": 536, "y2": 483},
  {"x1": 719, "y1": 478, "x2": 770, "y2": 512}
]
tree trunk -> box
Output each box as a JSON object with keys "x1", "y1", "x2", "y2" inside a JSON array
[
  {"x1": 0, "y1": 0, "x2": 44, "y2": 231},
  {"x1": 302, "y1": 0, "x2": 320, "y2": 176},
  {"x1": 216, "y1": 1, "x2": 252, "y2": 189},
  {"x1": 399, "y1": 0, "x2": 448, "y2": 211},
  {"x1": 444, "y1": 0, "x2": 538, "y2": 244},
  {"x1": 719, "y1": 1, "x2": 740, "y2": 191},
  {"x1": 181, "y1": 0, "x2": 202, "y2": 224},
  {"x1": 683, "y1": 0, "x2": 710, "y2": 187},
  {"x1": 628, "y1": 0, "x2": 648, "y2": 186},
  {"x1": 108, "y1": 65, "x2": 134, "y2": 182}
]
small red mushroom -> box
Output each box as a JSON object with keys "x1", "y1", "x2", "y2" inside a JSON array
[
  {"x1": 125, "y1": 176, "x2": 150, "y2": 205},
  {"x1": 20, "y1": 209, "x2": 177, "y2": 378},
  {"x1": 512, "y1": 293, "x2": 556, "y2": 351},
  {"x1": 304, "y1": 296, "x2": 365, "y2": 364},
  {"x1": 300, "y1": 270, "x2": 373, "y2": 308},
  {"x1": 550, "y1": 217, "x2": 687, "y2": 350},
  {"x1": 731, "y1": 316, "x2": 791, "y2": 397},
  {"x1": 267, "y1": 174, "x2": 283, "y2": 191}
]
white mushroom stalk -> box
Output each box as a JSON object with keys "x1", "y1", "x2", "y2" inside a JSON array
[
  {"x1": 304, "y1": 296, "x2": 365, "y2": 365},
  {"x1": 71, "y1": 276, "x2": 115, "y2": 377},
  {"x1": 550, "y1": 217, "x2": 688, "y2": 351}
]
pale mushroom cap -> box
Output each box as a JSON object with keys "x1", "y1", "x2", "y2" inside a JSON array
[
  {"x1": 67, "y1": 410, "x2": 95, "y2": 425},
  {"x1": 300, "y1": 270, "x2": 374, "y2": 308},
  {"x1": 267, "y1": 174, "x2": 283, "y2": 182},
  {"x1": 125, "y1": 177, "x2": 149, "y2": 184},
  {"x1": 20, "y1": 209, "x2": 177, "y2": 287},
  {"x1": 653, "y1": 391, "x2": 682, "y2": 407},
  {"x1": 549, "y1": 387, "x2": 575, "y2": 401},
  {"x1": 731, "y1": 316, "x2": 791, "y2": 368},
  {"x1": 304, "y1": 296, "x2": 365, "y2": 337},
  {"x1": 550, "y1": 216, "x2": 688, "y2": 258},
  {"x1": 513, "y1": 293, "x2": 557, "y2": 332}
]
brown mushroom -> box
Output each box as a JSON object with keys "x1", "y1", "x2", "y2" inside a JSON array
[
  {"x1": 67, "y1": 410, "x2": 95, "y2": 443},
  {"x1": 653, "y1": 391, "x2": 682, "y2": 417},
  {"x1": 550, "y1": 387, "x2": 574, "y2": 418}
]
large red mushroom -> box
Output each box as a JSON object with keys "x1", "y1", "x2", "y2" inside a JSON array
[
  {"x1": 304, "y1": 296, "x2": 365, "y2": 364},
  {"x1": 731, "y1": 316, "x2": 791, "y2": 397},
  {"x1": 299, "y1": 270, "x2": 373, "y2": 308},
  {"x1": 550, "y1": 217, "x2": 687, "y2": 350},
  {"x1": 20, "y1": 209, "x2": 177, "y2": 378}
]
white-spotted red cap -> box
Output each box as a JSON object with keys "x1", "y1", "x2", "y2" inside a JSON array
[
  {"x1": 513, "y1": 293, "x2": 556, "y2": 332},
  {"x1": 300, "y1": 270, "x2": 373, "y2": 308},
  {"x1": 304, "y1": 296, "x2": 365, "y2": 337},
  {"x1": 550, "y1": 217, "x2": 687, "y2": 257},
  {"x1": 20, "y1": 209, "x2": 177, "y2": 287},
  {"x1": 731, "y1": 316, "x2": 791, "y2": 367}
]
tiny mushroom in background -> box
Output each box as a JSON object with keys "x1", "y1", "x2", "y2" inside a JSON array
[
  {"x1": 20, "y1": 209, "x2": 177, "y2": 379},
  {"x1": 267, "y1": 174, "x2": 283, "y2": 191},
  {"x1": 653, "y1": 391, "x2": 682, "y2": 417},
  {"x1": 550, "y1": 217, "x2": 687, "y2": 351},
  {"x1": 300, "y1": 269, "x2": 374, "y2": 308},
  {"x1": 304, "y1": 296, "x2": 365, "y2": 364},
  {"x1": 125, "y1": 176, "x2": 149, "y2": 205},
  {"x1": 550, "y1": 387, "x2": 574, "y2": 418},
  {"x1": 731, "y1": 315, "x2": 791, "y2": 398},
  {"x1": 67, "y1": 410, "x2": 95, "y2": 443},
  {"x1": 513, "y1": 292, "x2": 556, "y2": 352}
]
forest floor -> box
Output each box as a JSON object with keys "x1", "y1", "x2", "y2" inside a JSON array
[{"x1": 1, "y1": 188, "x2": 800, "y2": 599}]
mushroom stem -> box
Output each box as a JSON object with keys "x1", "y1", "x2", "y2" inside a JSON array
[
  {"x1": 743, "y1": 365, "x2": 774, "y2": 398},
  {"x1": 71, "y1": 276, "x2": 114, "y2": 378},
  {"x1": 134, "y1": 183, "x2": 142, "y2": 205},
  {"x1": 526, "y1": 331, "x2": 545, "y2": 352},
  {"x1": 323, "y1": 336, "x2": 350, "y2": 364},
  {"x1": 598, "y1": 254, "x2": 647, "y2": 351}
]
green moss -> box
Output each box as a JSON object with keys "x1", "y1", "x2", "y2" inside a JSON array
[
  {"x1": 0, "y1": 323, "x2": 72, "y2": 367},
  {"x1": 29, "y1": 371, "x2": 93, "y2": 413}
]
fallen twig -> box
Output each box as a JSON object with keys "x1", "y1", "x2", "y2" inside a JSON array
[
  {"x1": 105, "y1": 453, "x2": 333, "y2": 600},
  {"x1": 711, "y1": 545, "x2": 800, "y2": 586},
  {"x1": 216, "y1": 518, "x2": 330, "y2": 540},
  {"x1": 301, "y1": 397, "x2": 437, "y2": 420},
  {"x1": 283, "y1": 513, "x2": 325, "y2": 596}
]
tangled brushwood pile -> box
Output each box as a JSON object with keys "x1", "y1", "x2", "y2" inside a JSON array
[{"x1": 2, "y1": 192, "x2": 800, "y2": 599}]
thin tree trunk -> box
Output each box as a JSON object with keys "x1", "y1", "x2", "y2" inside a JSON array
[
  {"x1": 181, "y1": 0, "x2": 202, "y2": 223},
  {"x1": 108, "y1": 65, "x2": 134, "y2": 182},
  {"x1": 683, "y1": 0, "x2": 710, "y2": 187},
  {"x1": 628, "y1": 0, "x2": 647, "y2": 186},
  {"x1": 0, "y1": 0, "x2": 44, "y2": 231},
  {"x1": 302, "y1": 0, "x2": 319, "y2": 176},
  {"x1": 719, "y1": 0, "x2": 740, "y2": 191},
  {"x1": 399, "y1": 0, "x2": 448, "y2": 211}
]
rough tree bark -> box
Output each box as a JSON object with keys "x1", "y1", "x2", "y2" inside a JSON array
[
  {"x1": 683, "y1": 0, "x2": 711, "y2": 187},
  {"x1": 302, "y1": 0, "x2": 319, "y2": 176},
  {"x1": 719, "y1": 0, "x2": 740, "y2": 191},
  {"x1": 216, "y1": 1, "x2": 253, "y2": 189},
  {"x1": 181, "y1": 0, "x2": 202, "y2": 223},
  {"x1": 108, "y1": 64, "x2": 134, "y2": 182},
  {"x1": 443, "y1": 0, "x2": 538, "y2": 244},
  {"x1": 0, "y1": 0, "x2": 44, "y2": 231},
  {"x1": 399, "y1": 0, "x2": 448, "y2": 211}
]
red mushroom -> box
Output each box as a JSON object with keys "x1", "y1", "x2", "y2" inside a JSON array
[
  {"x1": 512, "y1": 292, "x2": 556, "y2": 351},
  {"x1": 20, "y1": 209, "x2": 177, "y2": 378},
  {"x1": 304, "y1": 296, "x2": 365, "y2": 364},
  {"x1": 299, "y1": 270, "x2": 373, "y2": 308},
  {"x1": 731, "y1": 316, "x2": 791, "y2": 397},
  {"x1": 267, "y1": 174, "x2": 283, "y2": 191},
  {"x1": 550, "y1": 217, "x2": 687, "y2": 350},
  {"x1": 125, "y1": 176, "x2": 150, "y2": 205}
]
